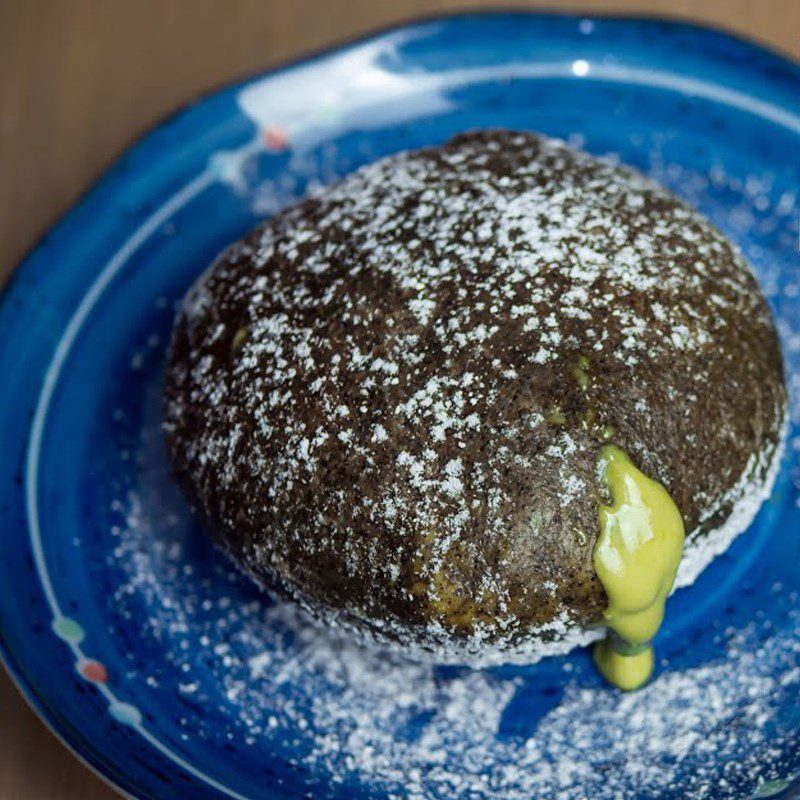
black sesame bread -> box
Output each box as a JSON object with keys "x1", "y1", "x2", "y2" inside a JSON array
[{"x1": 163, "y1": 131, "x2": 786, "y2": 664}]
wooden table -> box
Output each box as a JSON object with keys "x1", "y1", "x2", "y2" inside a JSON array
[{"x1": 0, "y1": 1, "x2": 796, "y2": 797}]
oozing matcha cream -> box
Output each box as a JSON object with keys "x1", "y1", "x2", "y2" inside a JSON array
[{"x1": 593, "y1": 445, "x2": 685, "y2": 690}]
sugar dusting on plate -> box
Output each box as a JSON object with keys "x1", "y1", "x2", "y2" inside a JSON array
[{"x1": 113, "y1": 472, "x2": 800, "y2": 800}]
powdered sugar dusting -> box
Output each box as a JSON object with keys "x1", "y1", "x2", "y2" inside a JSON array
[
  {"x1": 111, "y1": 436, "x2": 800, "y2": 800},
  {"x1": 163, "y1": 132, "x2": 785, "y2": 663},
  {"x1": 107, "y1": 137, "x2": 800, "y2": 799},
  {"x1": 675, "y1": 421, "x2": 787, "y2": 591}
]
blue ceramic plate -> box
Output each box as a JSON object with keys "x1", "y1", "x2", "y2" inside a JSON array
[{"x1": 1, "y1": 12, "x2": 799, "y2": 800}]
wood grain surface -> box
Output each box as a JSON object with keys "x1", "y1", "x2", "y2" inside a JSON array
[{"x1": 0, "y1": 1, "x2": 796, "y2": 797}]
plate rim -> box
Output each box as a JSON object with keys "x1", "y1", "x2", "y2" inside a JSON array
[
  {"x1": 1, "y1": 10, "x2": 799, "y2": 800},
  {"x1": 1, "y1": 6, "x2": 799, "y2": 300}
]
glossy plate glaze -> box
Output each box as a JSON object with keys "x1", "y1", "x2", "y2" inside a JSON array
[{"x1": 1, "y1": 12, "x2": 799, "y2": 800}]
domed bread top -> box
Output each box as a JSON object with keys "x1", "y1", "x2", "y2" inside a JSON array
[{"x1": 163, "y1": 130, "x2": 786, "y2": 663}]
